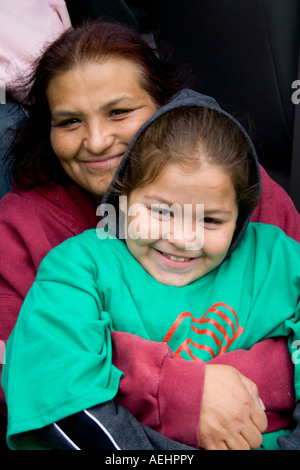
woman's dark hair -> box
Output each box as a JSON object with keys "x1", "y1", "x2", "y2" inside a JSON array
[{"x1": 7, "y1": 19, "x2": 197, "y2": 189}]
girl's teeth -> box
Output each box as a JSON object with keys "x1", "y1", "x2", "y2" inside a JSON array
[{"x1": 165, "y1": 253, "x2": 189, "y2": 262}]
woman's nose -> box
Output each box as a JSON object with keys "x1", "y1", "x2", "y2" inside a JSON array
[{"x1": 83, "y1": 122, "x2": 115, "y2": 154}]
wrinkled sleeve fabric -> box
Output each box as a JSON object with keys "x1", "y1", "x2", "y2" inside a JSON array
[
  {"x1": 2, "y1": 241, "x2": 123, "y2": 449},
  {"x1": 252, "y1": 166, "x2": 300, "y2": 242},
  {"x1": 0, "y1": 193, "x2": 55, "y2": 414},
  {"x1": 112, "y1": 331, "x2": 205, "y2": 446},
  {"x1": 112, "y1": 334, "x2": 294, "y2": 440}
]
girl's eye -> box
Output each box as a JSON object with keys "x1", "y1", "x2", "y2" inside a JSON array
[
  {"x1": 203, "y1": 217, "x2": 222, "y2": 226},
  {"x1": 55, "y1": 118, "x2": 80, "y2": 127},
  {"x1": 150, "y1": 206, "x2": 173, "y2": 220}
]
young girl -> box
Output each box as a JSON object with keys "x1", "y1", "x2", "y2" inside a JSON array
[{"x1": 2, "y1": 90, "x2": 299, "y2": 450}]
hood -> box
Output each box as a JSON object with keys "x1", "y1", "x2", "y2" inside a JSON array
[{"x1": 102, "y1": 89, "x2": 261, "y2": 257}]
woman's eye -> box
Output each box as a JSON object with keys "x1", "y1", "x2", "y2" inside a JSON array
[
  {"x1": 110, "y1": 109, "x2": 131, "y2": 117},
  {"x1": 55, "y1": 118, "x2": 80, "y2": 127}
]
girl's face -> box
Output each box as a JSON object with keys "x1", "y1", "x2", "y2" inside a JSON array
[
  {"x1": 124, "y1": 161, "x2": 239, "y2": 286},
  {"x1": 47, "y1": 59, "x2": 157, "y2": 199}
]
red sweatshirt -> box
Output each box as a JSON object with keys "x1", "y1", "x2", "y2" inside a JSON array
[{"x1": 0, "y1": 167, "x2": 299, "y2": 446}]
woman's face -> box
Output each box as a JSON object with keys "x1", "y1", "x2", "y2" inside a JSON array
[{"x1": 47, "y1": 59, "x2": 157, "y2": 199}]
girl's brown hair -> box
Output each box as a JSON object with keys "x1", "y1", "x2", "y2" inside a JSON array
[{"x1": 116, "y1": 106, "x2": 260, "y2": 214}]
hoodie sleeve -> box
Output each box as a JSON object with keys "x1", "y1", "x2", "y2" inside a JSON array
[
  {"x1": 251, "y1": 166, "x2": 300, "y2": 242},
  {"x1": 112, "y1": 333, "x2": 294, "y2": 445},
  {"x1": 0, "y1": 193, "x2": 55, "y2": 414},
  {"x1": 112, "y1": 331, "x2": 205, "y2": 447}
]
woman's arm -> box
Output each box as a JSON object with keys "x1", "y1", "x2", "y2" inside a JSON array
[
  {"x1": 252, "y1": 166, "x2": 300, "y2": 242},
  {"x1": 111, "y1": 332, "x2": 293, "y2": 448}
]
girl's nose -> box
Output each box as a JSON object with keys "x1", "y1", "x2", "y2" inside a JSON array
[{"x1": 169, "y1": 219, "x2": 204, "y2": 251}]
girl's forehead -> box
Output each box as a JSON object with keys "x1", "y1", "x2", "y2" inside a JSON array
[
  {"x1": 154, "y1": 160, "x2": 232, "y2": 184},
  {"x1": 133, "y1": 161, "x2": 237, "y2": 205}
]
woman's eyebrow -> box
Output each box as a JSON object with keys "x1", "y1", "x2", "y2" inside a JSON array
[
  {"x1": 102, "y1": 94, "x2": 136, "y2": 109},
  {"x1": 51, "y1": 95, "x2": 137, "y2": 117},
  {"x1": 51, "y1": 110, "x2": 79, "y2": 117}
]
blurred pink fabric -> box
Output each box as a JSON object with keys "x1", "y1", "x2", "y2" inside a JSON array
[{"x1": 0, "y1": 0, "x2": 71, "y2": 100}]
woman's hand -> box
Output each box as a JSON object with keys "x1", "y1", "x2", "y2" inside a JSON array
[{"x1": 199, "y1": 364, "x2": 267, "y2": 450}]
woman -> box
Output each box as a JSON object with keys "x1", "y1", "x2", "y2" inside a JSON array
[
  {"x1": 0, "y1": 19, "x2": 298, "y2": 449},
  {"x1": 4, "y1": 89, "x2": 300, "y2": 450}
]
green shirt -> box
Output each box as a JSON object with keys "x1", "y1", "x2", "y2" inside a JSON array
[{"x1": 3, "y1": 223, "x2": 300, "y2": 449}]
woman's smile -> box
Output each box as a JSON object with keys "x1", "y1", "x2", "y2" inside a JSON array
[
  {"x1": 78, "y1": 153, "x2": 125, "y2": 170},
  {"x1": 47, "y1": 59, "x2": 157, "y2": 199}
]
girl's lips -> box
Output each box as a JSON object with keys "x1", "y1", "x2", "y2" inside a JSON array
[
  {"x1": 80, "y1": 154, "x2": 124, "y2": 169},
  {"x1": 153, "y1": 248, "x2": 201, "y2": 270}
]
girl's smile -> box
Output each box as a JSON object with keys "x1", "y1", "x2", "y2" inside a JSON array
[
  {"x1": 152, "y1": 247, "x2": 203, "y2": 269},
  {"x1": 124, "y1": 161, "x2": 239, "y2": 286}
]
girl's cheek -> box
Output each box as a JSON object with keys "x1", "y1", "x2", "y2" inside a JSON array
[
  {"x1": 126, "y1": 206, "x2": 152, "y2": 242},
  {"x1": 127, "y1": 215, "x2": 164, "y2": 243},
  {"x1": 139, "y1": 215, "x2": 161, "y2": 241}
]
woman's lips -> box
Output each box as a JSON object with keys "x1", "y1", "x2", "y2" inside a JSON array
[{"x1": 80, "y1": 154, "x2": 124, "y2": 169}]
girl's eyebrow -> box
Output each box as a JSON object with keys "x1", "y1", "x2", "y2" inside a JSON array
[
  {"x1": 204, "y1": 208, "x2": 233, "y2": 215},
  {"x1": 144, "y1": 196, "x2": 233, "y2": 214},
  {"x1": 144, "y1": 195, "x2": 175, "y2": 206}
]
